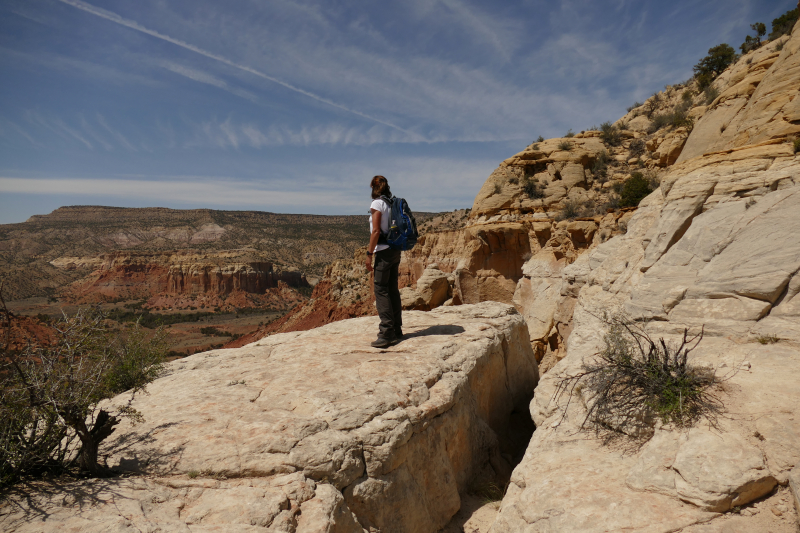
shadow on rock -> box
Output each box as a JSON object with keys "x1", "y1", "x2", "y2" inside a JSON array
[{"x1": 403, "y1": 325, "x2": 465, "y2": 339}]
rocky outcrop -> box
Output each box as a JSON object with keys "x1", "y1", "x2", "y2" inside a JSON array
[
  {"x1": 1, "y1": 302, "x2": 538, "y2": 533},
  {"x1": 492, "y1": 19, "x2": 800, "y2": 531},
  {"x1": 56, "y1": 251, "x2": 308, "y2": 310}
]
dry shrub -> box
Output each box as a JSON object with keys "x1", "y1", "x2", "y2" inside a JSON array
[{"x1": 553, "y1": 315, "x2": 722, "y2": 440}]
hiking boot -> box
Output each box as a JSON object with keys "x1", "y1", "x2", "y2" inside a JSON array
[{"x1": 371, "y1": 336, "x2": 394, "y2": 348}]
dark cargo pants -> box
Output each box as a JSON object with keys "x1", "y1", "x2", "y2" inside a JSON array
[{"x1": 373, "y1": 248, "x2": 402, "y2": 339}]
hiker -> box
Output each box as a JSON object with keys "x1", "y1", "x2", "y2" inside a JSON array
[{"x1": 366, "y1": 175, "x2": 402, "y2": 348}]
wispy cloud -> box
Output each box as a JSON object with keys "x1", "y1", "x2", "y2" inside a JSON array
[
  {"x1": 96, "y1": 114, "x2": 137, "y2": 151},
  {"x1": 54, "y1": 0, "x2": 418, "y2": 136},
  {"x1": 184, "y1": 118, "x2": 418, "y2": 149},
  {"x1": 0, "y1": 176, "x2": 360, "y2": 210},
  {"x1": 159, "y1": 61, "x2": 259, "y2": 103},
  {"x1": 0, "y1": 120, "x2": 41, "y2": 147}
]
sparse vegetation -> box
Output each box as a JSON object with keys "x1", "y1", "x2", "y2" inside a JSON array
[
  {"x1": 619, "y1": 171, "x2": 654, "y2": 207},
  {"x1": 553, "y1": 315, "x2": 721, "y2": 438},
  {"x1": 557, "y1": 140, "x2": 573, "y2": 151},
  {"x1": 649, "y1": 101, "x2": 693, "y2": 133},
  {"x1": 628, "y1": 139, "x2": 646, "y2": 159},
  {"x1": 740, "y1": 22, "x2": 766, "y2": 53},
  {"x1": 793, "y1": 137, "x2": 800, "y2": 154},
  {"x1": 536, "y1": 135, "x2": 545, "y2": 143},
  {"x1": 592, "y1": 150, "x2": 611, "y2": 181},
  {"x1": 522, "y1": 177, "x2": 544, "y2": 199},
  {"x1": 599, "y1": 121, "x2": 622, "y2": 146},
  {"x1": 0, "y1": 300, "x2": 169, "y2": 485},
  {"x1": 756, "y1": 334, "x2": 779, "y2": 345},
  {"x1": 565, "y1": 129, "x2": 575, "y2": 138},
  {"x1": 556, "y1": 200, "x2": 581, "y2": 221},
  {"x1": 768, "y1": 7, "x2": 799, "y2": 41},
  {"x1": 626, "y1": 101, "x2": 643, "y2": 113},
  {"x1": 703, "y1": 85, "x2": 720, "y2": 105},
  {"x1": 493, "y1": 182, "x2": 503, "y2": 195}
]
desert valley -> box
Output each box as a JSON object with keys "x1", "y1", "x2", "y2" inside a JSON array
[{"x1": 2, "y1": 4, "x2": 800, "y2": 533}]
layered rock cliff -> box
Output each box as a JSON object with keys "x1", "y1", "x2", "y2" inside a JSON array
[
  {"x1": 492, "y1": 19, "x2": 800, "y2": 532},
  {"x1": 56, "y1": 251, "x2": 309, "y2": 311}
]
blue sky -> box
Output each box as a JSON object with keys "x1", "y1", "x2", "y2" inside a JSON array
[{"x1": 0, "y1": 0, "x2": 792, "y2": 223}]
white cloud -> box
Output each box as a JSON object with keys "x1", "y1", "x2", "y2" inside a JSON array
[
  {"x1": 97, "y1": 114, "x2": 137, "y2": 151},
  {"x1": 0, "y1": 176, "x2": 359, "y2": 210},
  {"x1": 54, "y1": 0, "x2": 415, "y2": 135},
  {"x1": 159, "y1": 61, "x2": 259, "y2": 102}
]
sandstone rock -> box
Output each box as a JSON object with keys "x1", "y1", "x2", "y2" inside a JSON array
[
  {"x1": 790, "y1": 466, "x2": 800, "y2": 518},
  {"x1": 415, "y1": 266, "x2": 451, "y2": 309},
  {"x1": 493, "y1": 22, "x2": 800, "y2": 530},
  {"x1": 400, "y1": 286, "x2": 425, "y2": 310},
  {"x1": 1, "y1": 303, "x2": 538, "y2": 533},
  {"x1": 672, "y1": 429, "x2": 776, "y2": 512}
]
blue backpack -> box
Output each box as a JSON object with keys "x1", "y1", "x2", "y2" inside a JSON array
[{"x1": 379, "y1": 196, "x2": 419, "y2": 251}]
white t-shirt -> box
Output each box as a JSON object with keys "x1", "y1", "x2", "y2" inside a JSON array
[{"x1": 369, "y1": 198, "x2": 391, "y2": 252}]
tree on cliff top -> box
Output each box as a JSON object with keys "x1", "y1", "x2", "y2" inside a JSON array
[
  {"x1": 693, "y1": 43, "x2": 736, "y2": 90},
  {"x1": 0, "y1": 284, "x2": 168, "y2": 485},
  {"x1": 769, "y1": 7, "x2": 799, "y2": 40}
]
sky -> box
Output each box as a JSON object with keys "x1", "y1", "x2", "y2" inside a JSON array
[{"x1": 0, "y1": 0, "x2": 793, "y2": 223}]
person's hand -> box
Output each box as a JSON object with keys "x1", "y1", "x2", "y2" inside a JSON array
[{"x1": 366, "y1": 255, "x2": 373, "y2": 272}]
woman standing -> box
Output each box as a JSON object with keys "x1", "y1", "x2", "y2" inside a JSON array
[{"x1": 366, "y1": 175, "x2": 402, "y2": 348}]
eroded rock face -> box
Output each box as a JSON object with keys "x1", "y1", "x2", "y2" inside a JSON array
[
  {"x1": 56, "y1": 250, "x2": 309, "y2": 311},
  {"x1": 1, "y1": 302, "x2": 538, "y2": 533},
  {"x1": 493, "y1": 20, "x2": 800, "y2": 532}
]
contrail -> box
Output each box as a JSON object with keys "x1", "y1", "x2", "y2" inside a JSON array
[{"x1": 55, "y1": 0, "x2": 419, "y2": 137}]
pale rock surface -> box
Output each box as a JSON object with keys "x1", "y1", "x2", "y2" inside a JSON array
[
  {"x1": 2, "y1": 302, "x2": 539, "y2": 533},
  {"x1": 492, "y1": 21, "x2": 800, "y2": 531}
]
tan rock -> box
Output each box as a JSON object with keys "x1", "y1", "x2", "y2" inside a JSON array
[
  {"x1": 672, "y1": 429, "x2": 776, "y2": 512},
  {"x1": 2, "y1": 303, "x2": 539, "y2": 533}
]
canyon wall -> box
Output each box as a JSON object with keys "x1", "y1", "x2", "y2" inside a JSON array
[{"x1": 56, "y1": 251, "x2": 308, "y2": 310}]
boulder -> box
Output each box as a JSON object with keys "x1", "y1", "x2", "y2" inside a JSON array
[
  {"x1": 2, "y1": 303, "x2": 539, "y2": 533},
  {"x1": 415, "y1": 266, "x2": 451, "y2": 309}
]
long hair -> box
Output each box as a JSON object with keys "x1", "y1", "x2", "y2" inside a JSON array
[{"x1": 370, "y1": 175, "x2": 391, "y2": 199}]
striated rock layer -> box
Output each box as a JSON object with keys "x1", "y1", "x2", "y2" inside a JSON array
[
  {"x1": 56, "y1": 250, "x2": 309, "y2": 311},
  {"x1": 492, "y1": 18, "x2": 800, "y2": 532},
  {"x1": 1, "y1": 302, "x2": 538, "y2": 533}
]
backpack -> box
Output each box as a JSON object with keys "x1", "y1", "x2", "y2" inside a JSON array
[{"x1": 379, "y1": 196, "x2": 419, "y2": 251}]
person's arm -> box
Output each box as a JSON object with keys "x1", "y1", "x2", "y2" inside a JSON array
[{"x1": 366, "y1": 209, "x2": 381, "y2": 272}]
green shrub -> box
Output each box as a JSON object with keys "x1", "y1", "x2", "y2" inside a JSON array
[
  {"x1": 536, "y1": 135, "x2": 545, "y2": 143},
  {"x1": 557, "y1": 140, "x2": 573, "y2": 151},
  {"x1": 508, "y1": 176, "x2": 519, "y2": 185},
  {"x1": 556, "y1": 200, "x2": 581, "y2": 221},
  {"x1": 704, "y1": 85, "x2": 720, "y2": 105},
  {"x1": 553, "y1": 315, "x2": 720, "y2": 437},
  {"x1": 626, "y1": 102, "x2": 643, "y2": 113},
  {"x1": 628, "y1": 139, "x2": 646, "y2": 158},
  {"x1": 755, "y1": 334, "x2": 779, "y2": 345},
  {"x1": 768, "y1": 8, "x2": 799, "y2": 40},
  {"x1": 565, "y1": 129, "x2": 575, "y2": 138},
  {"x1": 794, "y1": 138, "x2": 800, "y2": 154},
  {"x1": 493, "y1": 182, "x2": 503, "y2": 195},
  {"x1": 522, "y1": 177, "x2": 544, "y2": 199},
  {"x1": 619, "y1": 172, "x2": 653, "y2": 207},
  {"x1": 599, "y1": 121, "x2": 621, "y2": 146},
  {"x1": 0, "y1": 308, "x2": 169, "y2": 485},
  {"x1": 592, "y1": 150, "x2": 611, "y2": 180},
  {"x1": 693, "y1": 43, "x2": 736, "y2": 87},
  {"x1": 740, "y1": 22, "x2": 766, "y2": 53}
]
